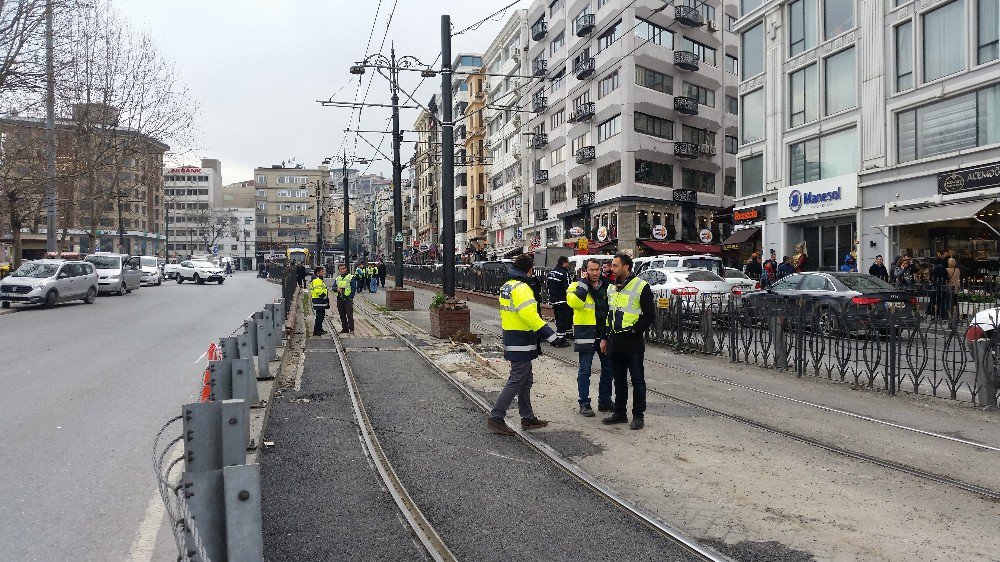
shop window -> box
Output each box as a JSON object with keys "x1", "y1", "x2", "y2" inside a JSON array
[
  {"x1": 638, "y1": 210, "x2": 651, "y2": 238},
  {"x1": 896, "y1": 84, "x2": 1000, "y2": 163},
  {"x1": 789, "y1": 128, "x2": 857, "y2": 186},
  {"x1": 923, "y1": 1, "x2": 965, "y2": 83},
  {"x1": 825, "y1": 48, "x2": 856, "y2": 115}
]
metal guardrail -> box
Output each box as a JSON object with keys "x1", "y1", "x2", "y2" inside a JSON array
[
  {"x1": 152, "y1": 300, "x2": 286, "y2": 562},
  {"x1": 403, "y1": 264, "x2": 552, "y2": 304}
]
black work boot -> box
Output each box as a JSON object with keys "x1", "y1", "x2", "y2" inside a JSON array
[{"x1": 602, "y1": 412, "x2": 628, "y2": 425}]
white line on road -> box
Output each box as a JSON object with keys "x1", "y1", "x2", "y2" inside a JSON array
[{"x1": 127, "y1": 491, "x2": 165, "y2": 562}]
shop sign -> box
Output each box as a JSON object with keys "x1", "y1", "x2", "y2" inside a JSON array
[
  {"x1": 168, "y1": 167, "x2": 202, "y2": 174},
  {"x1": 652, "y1": 224, "x2": 668, "y2": 240},
  {"x1": 938, "y1": 162, "x2": 1000, "y2": 195},
  {"x1": 672, "y1": 189, "x2": 697, "y2": 203},
  {"x1": 597, "y1": 226, "x2": 609, "y2": 241},
  {"x1": 699, "y1": 229, "x2": 713, "y2": 243},
  {"x1": 778, "y1": 174, "x2": 858, "y2": 219},
  {"x1": 419, "y1": 243, "x2": 429, "y2": 251},
  {"x1": 568, "y1": 226, "x2": 584, "y2": 237},
  {"x1": 733, "y1": 205, "x2": 766, "y2": 224}
]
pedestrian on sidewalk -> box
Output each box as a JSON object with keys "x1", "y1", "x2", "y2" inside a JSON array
[
  {"x1": 567, "y1": 258, "x2": 613, "y2": 417},
  {"x1": 546, "y1": 256, "x2": 573, "y2": 339},
  {"x1": 600, "y1": 253, "x2": 654, "y2": 430},
  {"x1": 488, "y1": 254, "x2": 569, "y2": 435},
  {"x1": 335, "y1": 263, "x2": 356, "y2": 334},
  {"x1": 310, "y1": 266, "x2": 329, "y2": 336},
  {"x1": 869, "y1": 255, "x2": 889, "y2": 281},
  {"x1": 377, "y1": 260, "x2": 387, "y2": 288},
  {"x1": 296, "y1": 261, "x2": 307, "y2": 289},
  {"x1": 368, "y1": 263, "x2": 378, "y2": 292}
]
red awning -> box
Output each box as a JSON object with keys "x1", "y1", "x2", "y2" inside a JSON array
[
  {"x1": 640, "y1": 240, "x2": 721, "y2": 254},
  {"x1": 588, "y1": 240, "x2": 616, "y2": 251}
]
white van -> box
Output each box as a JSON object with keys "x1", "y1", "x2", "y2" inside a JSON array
[
  {"x1": 85, "y1": 253, "x2": 142, "y2": 295},
  {"x1": 136, "y1": 255, "x2": 162, "y2": 286},
  {"x1": 566, "y1": 254, "x2": 614, "y2": 275},
  {"x1": 633, "y1": 254, "x2": 724, "y2": 275}
]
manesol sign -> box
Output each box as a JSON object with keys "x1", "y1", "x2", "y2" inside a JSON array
[{"x1": 778, "y1": 174, "x2": 858, "y2": 219}]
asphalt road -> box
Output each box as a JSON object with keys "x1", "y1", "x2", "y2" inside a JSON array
[{"x1": 0, "y1": 272, "x2": 279, "y2": 561}]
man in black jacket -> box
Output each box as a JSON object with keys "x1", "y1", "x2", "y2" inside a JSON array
[
  {"x1": 869, "y1": 255, "x2": 889, "y2": 281},
  {"x1": 546, "y1": 256, "x2": 573, "y2": 339},
  {"x1": 599, "y1": 253, "x2": 655, "y2": 430}
]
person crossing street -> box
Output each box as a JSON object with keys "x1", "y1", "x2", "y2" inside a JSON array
[
  {"x1": 566, "y1": 258, "x2": 613, "y2": 417},
  {"x1": 546, "y1": 256, "x2": 573, "y2": 339},
  {"x1": 334, "y1": 263, "x2": 357, "y2": 334},
  {"x1": 488, "y1": 254, "x2": 569, "y2": 435},
  {"x1": 600, "y1": 253, "x2": 655, "y2": 430},
  {"x1": 310, "y1": 266, "x2": 329, "y2": 336}
]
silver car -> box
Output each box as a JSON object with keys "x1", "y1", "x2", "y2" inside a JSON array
[
  {"x1": 0, "y1": 260, "x2": 99, "y2": 308},
  {"x1": 85, "y1": 253, "x2": 142, "y2": 295}
]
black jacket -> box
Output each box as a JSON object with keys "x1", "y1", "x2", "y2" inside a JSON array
[
  {"x1": 573, "y1": 278, "x2": 611, "y2": 339},
  {"x1": 605, "y1": 275, "x2": 655, "y2": 354},
  {"x1": 869, "y1": 263, "x2": 889, "y2": 281},
  {"x1": 546, "y1": 265, "x2": 571, "y2": 303}
]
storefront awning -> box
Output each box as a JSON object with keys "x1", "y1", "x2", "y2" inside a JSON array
[
  {"x1": 719, "y1": 227, "x2": 761, "y2": 246},
  {"x1": 640, "y1": 240, "x2": 721, "y2": 254},
  {"x1": 873, "y1": 198, "x2": 999, "y2": 229}
]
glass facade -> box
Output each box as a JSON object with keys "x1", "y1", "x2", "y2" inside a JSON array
[
  {"x1": 789, "y1": 128, "x2": 857, "y2": 186},
  {"x1": 742, "y1": 23, "x2": 764, "y2": 79},
  {"x1": 923, "y1": 0, "x2": 965, "y2": 83},
  {"x1": 825, "y1": 48, "x2": 856, "y2": 115},
  {"x1": 897, "y1": 84, "x2": 1000, "y2": 162}
]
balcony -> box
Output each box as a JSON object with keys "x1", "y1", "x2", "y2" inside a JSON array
[
  {"x1": 529, "y1": 133, "x2": 548, "y2": 149},
  {"x1": 531, "y1": 20, "x2": 547, "y2": 41},
  {"x1": 674, "y1": 50, "x2": 700, "y2": 71},
  {"x1": 534, "y1": 170, "x2": 549, "y2": 184},
  {"x1": 575, "y1": 146, "x2": 596, "y2": 164},
  {"x1": 699, "y1": 143, "x2": 717, "y2": 156},
  {"x1": 577, "y1": 191, "x2": 595, "y2": 207},
  {"x1": 570, "y1": 101, "x2": 595, "y2": 122},
  {"x1": 573, "y1": 57, "x2": 595, "y2": 79},
  {"x1": 456, "y1": 125, "x2": 467, "y2": 139},
  {"x1": 675, "y1": 5, "x2": 704, "y2": 27},
  {"x1": 535, "y1": 208, "x2": 549, "y2": 221},
  {"x1": 532, "y1": 58, "x2": 547, "y2": 76},
  {"x1": 532, "y1": 96, "x2": 548, "y2": 113},
  {"x1": 574, "y1": 14, "x2": 596, "y2": 36},
  {"x1": 456, "y1": 172, "x2": 468, "y2": 186},
  {"x1": 673, "y1": 141, "x2": 700, "y2": 159},
  {"x1": 673, "y1": 96, "x2": 699, "y2": 115}
]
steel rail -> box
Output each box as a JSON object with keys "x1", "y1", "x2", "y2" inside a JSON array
[{"x1": 356, "y1": 298, "x2": 731, "y2": 562}]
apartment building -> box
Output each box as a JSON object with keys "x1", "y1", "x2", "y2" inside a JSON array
[
  {"x1": 164, "y1": 158, "x2": 223, "y2": 258},
  {"x1": 253, "y1": 164, "x2": 328, "y2": 256},
  {"x1": 217, "y1": 180, "x2": 257, "y2": 270},
  {"x1": 734, "y1": 0, "x2": 999, "y2": 273},
  {"x1": 463, "y1": 66, "x2": 489, "y2": 255},
  {"x1": 412, "y1": 105, "x2": 440, "y2": 258},
  {"x1": 483, "y1": 9, "x2": 530, "y2": 257},
  {"x1": 523, "y1": 0, "x2": 739, "y2": 256},
  {"x1": 450, "y1": 52, "x2": 485, "y2": 253}
]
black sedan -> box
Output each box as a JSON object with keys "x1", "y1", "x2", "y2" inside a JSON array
[{"x1": 741, "y1": 272, "x2": 919, "y2": 335}]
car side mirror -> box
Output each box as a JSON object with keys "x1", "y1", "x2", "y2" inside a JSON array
[{"x1": 58, "y1": 271, "x2": 70, "y2": 279}]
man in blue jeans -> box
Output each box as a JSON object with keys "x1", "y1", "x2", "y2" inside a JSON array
[{"x1": 566, "y1": 258, "x2": 613, "y2": 416}]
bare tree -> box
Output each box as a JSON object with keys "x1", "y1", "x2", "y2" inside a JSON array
[
  {"x1": 188, "y1": 206, "x2": 237, "y2": 255},
  {"x1": 0, "y1": 122, "x2": 47, "y2": 268}
]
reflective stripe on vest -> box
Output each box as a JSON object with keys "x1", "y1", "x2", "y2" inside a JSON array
[{"x1": 608, "y1": 276, "x2": 647, "y2": 332}]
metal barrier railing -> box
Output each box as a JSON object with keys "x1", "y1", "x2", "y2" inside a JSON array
[
  {"x1": 152, "y1": 299, "x2": 286, "y2": 562},
  {"x1": 403, "y1": 264, "x2": 552, "y2": 303}
]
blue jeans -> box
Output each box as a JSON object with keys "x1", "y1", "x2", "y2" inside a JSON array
[{"x1": 577, "y1": 349, "x2": 613, "y2": 406}]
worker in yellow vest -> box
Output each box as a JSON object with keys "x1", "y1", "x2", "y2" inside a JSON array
[
  {"x1": 488, "y1": 254, "x2": 568, "y2": 435},
  {"x1": 334, "y1": 263, "x2": 356, "y2": 334},
  {"x1": 566, "y1": 258, "x2": 613, "y2": 417},
  {"x1": 310, "y1": 266, "x2": 329, "y2": 336}
]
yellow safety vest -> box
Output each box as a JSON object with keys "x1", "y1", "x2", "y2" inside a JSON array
[
  {"x1": 607, "y1": 276, "x2": 648, "y2": 333},
  {"x1": 336, "y1": 274, "x2": 354, "y2": 298},
  {"x1": 566, "y1": 281, "x2": 598, "y2": 348},
  {"x1": 310, "y1": 277, "x2": 328, "y2": 299},
  {"x1": 498, "y1": 278, "x2": 552, "y2": 360}
]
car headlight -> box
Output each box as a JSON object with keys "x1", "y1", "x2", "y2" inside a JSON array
[
  {"x1": 31, "y1": 282, "x2": 45, "y2": 290},
  {"x1": 109, "y1": 274, "x2": 120, "y2": 280}
]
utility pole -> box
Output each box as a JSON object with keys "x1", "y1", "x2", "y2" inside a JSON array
[
  {"x1": 315, "y1": 181, "x2": 323, "y2": 266},
  {"x1": 342, "y1": 151, "x2": 350, "y2": 266},
  {"x1": 390, "y1": 46, "x2": 405, "y2": 288},
  {"x1": 440, "y1": 15, "x2": 455, "y2": 297},
  {"x1": 44, "y1": 0, "x2": 57, "y2": 253}
]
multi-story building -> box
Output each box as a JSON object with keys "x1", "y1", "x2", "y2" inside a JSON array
[
  {"x1": 217, "y1": 180, "x2": 257, "y2": 270},
  {"x1": 253, "y1": 164, "x2": 329, "y2": 257},
  {"x1": 164, "y1": 158, "x2": 223, "y2": 259},
  {"x1": 483, "y1": 10, "x2": 530, "y2": 258},
  {"x1": 412, "y1": 105, "x2": 440, "y2": 258},
  {"x1": 463, "y1": 66, "x2": 489, "y2": 256},
  {"x1": 523, "y1": 0, "x2": 739, "y2": 256},
  {"x1": 450, "y1": 52, "x2": 485, "y2": 254},
  {"x1": 734, "y1": 0, "x2": 999, "y2": 273}
]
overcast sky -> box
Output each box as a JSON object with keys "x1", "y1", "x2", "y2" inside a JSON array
[{"x1": 114, "y1": 0, "x2": 530, "y2": 184}]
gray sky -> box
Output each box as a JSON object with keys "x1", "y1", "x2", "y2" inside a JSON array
[{"x1": 114, "y1": 0, "x2": 529, "y2": 184}]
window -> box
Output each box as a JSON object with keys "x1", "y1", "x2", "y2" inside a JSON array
[
  {"x1": 897, "y1": 84, "x2": 1000, "y2": 162},
  {"x1": 598, "y1": 69, "x2": 620, "y2": 99},
  {"x1": 741, "y1": 0, "x2": 764, "y2": 15},
  {"x1": 979, "y1": 0, "x2": 1000, "y2": 64},
  {"x1": 741, "y1": 89, "x2": 764, "y2": 143},
  {"x1": 635, "y1": 64, "x2": 672, "y2": 94},
  {"x1": 923, "y1": 1, "x2": 965, "y2": 82},
  {"x1": 680, "y1": 37, "x2": 716, "y2": 66},
  {"x1": 255, "y1": 175, "x2": 266, "y2": 184},
  {"x1": 742, "y1": 23, "x2": 764, "y2": 79},
  {"x1": 789, "y1": 128, "x2": 857, "y2": 185},
  {"x1": 682, "y1": 81, "x2": 715, "y2": 107},
  {"x1": 725, "y1": 55, "x2": 739, "y2": 75},
  {"x1": 573, "y1": 91, "x2": 591, "y2": 108},
  {"x1": 725, "y1": 135, "x2": 738, "y2": 154},
  {"x1": 598, "y1": 20, "x2": 621, "y2": 51},
  {"x1": 572, "y1": 173, "x2": 591, "y2": 197},
  {"x1": 597, "y1": 114, "x2": 621, "y2": 142},
  {"x1": 634, "y1": 112, "x2": 674, "y2": 139},
  {"x1": 724, "y1": 175, "x2": 737, "y2": 196},
  {"x1": 636, "y1": 18, "x2": 673, "y2": 49},
  {"x1": 682, "y1": 125, "x2": 716, "y2": 145},
  {"x1": 572, "y1": 133, "x2": 591, "y2": 154},
  {"x1": 789, "y1": 63, "x2": 818, "y2": 127},
  {"x1": 789, "y1": 0, "x2": 817, "y2": 56},
  {"x1": 550, "y1": 69, "x2": 565, "y2": 92},
  {"x1": 549, "y1": 0, "x2": 565, "y2": 17},
  {"x1": 550, "y1": 30, "x2": 565, "y2": 55},
  {"x1": 740, "y1": 155, "x2": 764, "y2": 196},
  {"x1": 635, "y1": 159, "x2": 673, "y2": 187},
  {"x1": 726, "y1": 95, "x2": 738, "y2": 115},
  {"x1": 597, "y1": 161, "x2": 622, "y2": 189},
  {"x1": 551, "y1": 109, "x2": 566, "y2": 128},
  {"x1": 550, "y1": 183, "x2": 567, "y2": 204},
  {"x1": 825, "y1": 48, "x2": 856, "y2": 115},
  {"x1": 896, "y1": 22, "x2": 913, "y2": 91},
  {"x1": 550, "y1": 146, "x2": 566, "y2": 165},
  {"x1": 824, "y1": 0, "x2": 853, "y2": 39},
  {"x1": 683, "y1": 168, "x2": 715, "y2": 193},
  {"x1": 725, "y1": 13, "x2": 737, "y2": 31}
]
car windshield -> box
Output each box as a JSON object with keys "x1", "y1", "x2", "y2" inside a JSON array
[
  {"x1": 725, "y1": 269, "x2": 748, "y2": 279},
  {"x1": 684, "y1": 258, "x2": 721, "y2": 271},
  {"x1": 834, "y1": 274, "x2": 896, "y2": 293},
  {"x1": 87, "y1": 256, "x2": 121, "y2": 269},
  {"x1": 12, "y1": 263, "x2": 58, "y2": 278},
  {"x1": 191, "y1": 261, "x2": 216, "y2": 268},
  {"x1": 140, "y1": 257, "x2": 157, "y2": 267},
  {"x1": 676, "y1": 270, "x2": 724, "y2": 282}
]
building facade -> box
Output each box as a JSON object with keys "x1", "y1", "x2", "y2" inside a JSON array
[
  {"x1": 523, "y1": 0, "x2": 739, "y2": 256},
  {"x1": 450, "y1": 52, "x2": 485, "y2": 254},
  {"x1": 217, "y1": 180, "x2": 257, "y2": 270},
  {"x1": 463, "y1": 66, "x2": 489, "y2": 256},
  {"x1": 253, "y1": 164, "x2": 329, "y2": 258},
  {"x1": 412, "y1": 106, "x2": 440, "y2": 259},
  {"x1": 164, "y1": 159, "x2": 223, "y2": 259}
]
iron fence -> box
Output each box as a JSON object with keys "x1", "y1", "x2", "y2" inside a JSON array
[{"x1": 403, "y1": 264, "x2": 552, "y2": 303}]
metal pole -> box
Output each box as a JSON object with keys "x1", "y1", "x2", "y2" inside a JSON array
[
  {"x1": 117, "y1": 194, "x2": 125, "y2": 253},
  {"x1": 315, "y1": 181, "x2": 322, "y2": 266},
  {"x1": 44, "y1": 0, "x2": 57, "y2": 252},
  {"x1": 440, "y1": 15, "x2": 455, "y2": 297},
  {"x1": 390, "y1": 48, "x2": 405, "y2": 287},
  {"x1": 343, "y1": 152, "x2": 350, "y2": 267}
]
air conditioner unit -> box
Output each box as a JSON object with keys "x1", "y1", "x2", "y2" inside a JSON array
[{"x1": 707, "y1": 20, "x2": 719, "y2": 32}]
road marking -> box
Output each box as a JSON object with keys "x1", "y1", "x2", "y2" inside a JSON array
[{"x1": 127, "y1": 490, "x2": 165, "y2": 562}]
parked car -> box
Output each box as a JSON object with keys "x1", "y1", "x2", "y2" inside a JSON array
[
  {"x1": 0, "y1": 259, "x2": 98, "y2": 308},
  {"x1": 740, "y1": 272, "x2": 919, "y2": 336},
  {"x1": 136, "y1": 255, "x2": 163, "y2": 286},
  {"x1": 721, "y1": 268, "x2": 760, "y2": 294},
  {"x1": 163, "y1": 261, "x2": 181, "y2": 279},
  {"x1": 175, "y1": 259, "x2": 225, "y2": 284},
  {"x1": 633, "y1": 254, "x2": 724, "y2": 275},
  {"x1": 638, "y1": 268, "x2": 736, "y2": 300},
  {"x1": 85, "y1": 253, "x2": 142, "y2": 295},
  {"x1": 966, "y1": 307, "x2": 1000, "y2": 342}
]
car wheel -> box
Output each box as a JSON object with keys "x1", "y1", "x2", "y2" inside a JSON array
[
  {"x1": 43, "y1": 290, "x2": 57, "y2": 308},
  {"x1": 817, "y1": 309, "x2": 840, "y2": 337},
  {"x1": 217, "y1": 278, "x2": 224, "y2": 284},
  {"x1": 195, "y1": 273, "x2": 204, "y2": 285},
  {"x1": 84, "y1": 287, "x2": 97, "y2": 304},
  {"x1": 177, "y1": 275, "x2": 184, "y2": 284},
  {"x1": 156, "y1": 278, "x2": 162, "y2": 286},
  {"x1": 1, "y1": 301, "x2": 9, "y2": 309},
  {"x1": 125, "y1": 287, "x2": 132, "y2": 294}
]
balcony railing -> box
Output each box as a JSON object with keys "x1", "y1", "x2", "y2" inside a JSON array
[
  {"x1": 532, "y1": 58, "x2": 547, "y2": 76},
  {"x1": 529, "y1": 133, "x2": 549, "y2": 150},
  {"x1": 675, "y1": 5, "x2": 704, "y2": 27},
  {"x1": 575, "y1": 146, "x2": 596, "y2": 164},
  {"x1": 531, "y1": 20, "x2": 548, "y2": 41},
  {"x1": 574, "y1": 14, "x2": 596, "y2": 36},
  {"x1": 673, "y1": 141, "x2": 700, "y2": 159},
  {"x1": 674, "y1": 50, "x2": 700, "y2": 71},
  {"x1": 673, "y1": 96, "x2": 699, "y2": 115},
  {"x1": 534, "y1": 208, "x2": 549, "y2": 221},
  {"x1": 534, "y1": 170, "x2": 549, "y2": 184},
  {"x1": 532, "y1": 96, "x2": 548, "y2": 113},
  {"x1": 573, "y1": 57, "x2": 595, "y2": 79},
  {"x1": 577, "y1": 191, "x2": 595, "y2": 207},
  {"x1": 570, "y1": 101, "x2": 595, "y2": 122}
]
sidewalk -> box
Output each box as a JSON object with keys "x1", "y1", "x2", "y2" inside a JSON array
[{"x1": 369, "y1": 283, "x2": 1000, "y2": 561}]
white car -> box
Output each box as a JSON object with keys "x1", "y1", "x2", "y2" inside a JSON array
[
  {"x1": 721, "y1": 268, "x2": 760, "y2": 294},
  {"x1": 163, "y1": 262, "x2": 181, "y2": 279},
  {"x1": 633, "y1": 254, "x2": 724, "y2": 275},
  {"x1": 966, "y1": 307, "x2": 1000, "y2": 341},
  {"x1": 85, "y1": 253, "x2": 142, "y2": 295},
  {"x1": 175, "y1": 260, "x2": 225, "y2": 284},
  {"x1": 136, "y1": 255, "x2": 162, "y2": 286},
  {"x1": 637, "y1": 268, "x2": 736, "y2": 302}
]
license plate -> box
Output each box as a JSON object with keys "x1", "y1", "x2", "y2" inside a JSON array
[{"x1": 885, "y1": 302, "x2": 906, "y2": 311}]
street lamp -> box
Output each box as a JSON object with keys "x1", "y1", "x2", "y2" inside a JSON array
[{"x1": 322, "y1": 154, "x2": 370, "y2": 266}]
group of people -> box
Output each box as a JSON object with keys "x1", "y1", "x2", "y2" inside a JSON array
[
  {"x1": 742, "y1": 249, "x2": 802, "y2": 287},
  {"x1": 309, "y1": 262, "x2": 359, "y2": 336},
  {"x1": 488, "y1": 253, "x2": 654, "y2": 435},
  {"x1": 354, "y1": 261, "x2": 387, "y2": 293}
]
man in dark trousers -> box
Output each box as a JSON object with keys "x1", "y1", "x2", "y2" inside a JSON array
[
  {"x1": 310, "y1": 266, "x2": 329, "y2": 336},
  {"x1": 600, "y1": 253, "x2": 655, "y2": 430},
  {"x1": 377, "y1": 260, "x2": 387, "y2": 288},
  {"x1": 295, "y1": 261, "x2": 307, "y2": 288},
  {"x1": 567, "y1": 258, "x2": 613, "y2": 416},
  {"x1": 334, "y1": 263, "x2": 356, "y2": 334},
  {"x1": 546, "y1": 256, "x2": 573, "y2": 339}
]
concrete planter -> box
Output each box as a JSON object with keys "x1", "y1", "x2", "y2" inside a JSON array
[
  {"x1": 429, "y1": 301, "x2": 471, "y2": 340},
  {"x1": 386, "y1": 288, "x2": 414, "y2": 311}
]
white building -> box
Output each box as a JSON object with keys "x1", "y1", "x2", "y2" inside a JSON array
[
  {"x1": 217, "y1": 180, "x2": 257, "y2": 270},
  {"x1": 450, "y1": 52, "x2": 485, "y2": 253},
  {"x1": 164, "y1": 158, "x2": 223, "y2": 259}
]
